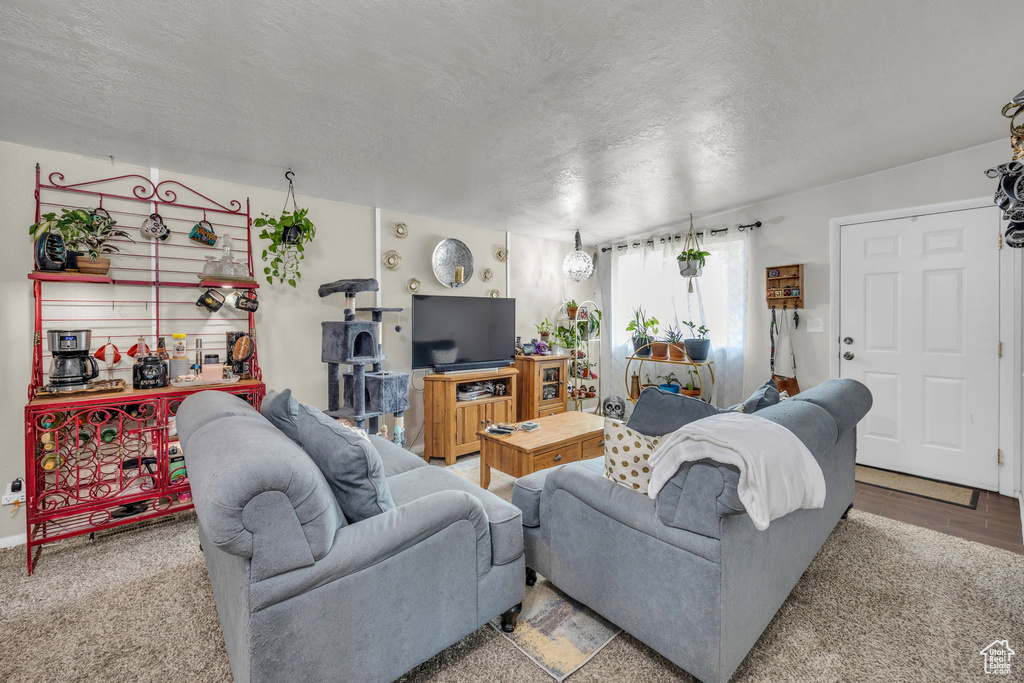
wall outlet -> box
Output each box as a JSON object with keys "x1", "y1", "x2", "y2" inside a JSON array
[{"x1": 2, "y1": 483, "x2": 25, "y2": 506}]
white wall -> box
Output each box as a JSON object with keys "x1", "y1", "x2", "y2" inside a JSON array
[{"x1": 0, "y1": 139, "x2": 596, "y2": 540}]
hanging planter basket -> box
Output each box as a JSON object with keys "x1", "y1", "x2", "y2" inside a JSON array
[
  {"x1": 255, "y1": 171, "x2": 317, "y2": 287},
  {"x1": 676, "y1": 214, "x2": 709, "y2": 293},
  {"x1": 677, "y1": 259, "x2": 703, "y2": 278}
]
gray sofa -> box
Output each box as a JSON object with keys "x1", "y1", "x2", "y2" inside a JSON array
[
  {"x1": 512, "y1": 379, "x2": 872, "y2": 683},
  {"x1": 177, "y1": 391, "x2": 525, "y2": 683}
]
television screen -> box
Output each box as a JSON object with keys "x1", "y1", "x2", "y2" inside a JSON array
[{"x1": 411, "y1": 295, "x2": 516, "y2": 370}]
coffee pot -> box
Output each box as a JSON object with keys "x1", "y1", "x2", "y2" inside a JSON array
[{"x1": 47, "y1": 330, "x2": 100, "y2": 391}]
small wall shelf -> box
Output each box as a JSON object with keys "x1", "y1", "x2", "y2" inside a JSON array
[{"x1": 765, "y1": 264, "x2": 803, "y2": 309}]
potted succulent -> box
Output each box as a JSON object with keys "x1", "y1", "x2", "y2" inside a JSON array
[
  {"x1": 681, "y1": 369, "x2": 702, "y2": 398},
  {"x1": 681, "y1": 320, "x2": 711, "y2": 362},
  {"x1": 536, "y1": 318, "x2": 554, "y2": 343},
  {"x1": 664, "y1": 325, "x2": 686, "y2": 360},
  {"x1": 626, "y1": 307, "x2": 659, "y2": 357},
  {"x1": 566, "y1": 299, "x2": 580, "y2": 319},
  {"x1": 255, "y1": 207, "x2": 316, "y2": 287},
  {"x1": 677, "y1": 247, "x2": 710, "y2": 277},
  {"x1": 657, "y1": 372, "x2": 681, "y2": 394}
]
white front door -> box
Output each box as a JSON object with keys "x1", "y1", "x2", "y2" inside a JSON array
[{"x1": 839, "y1": 207, "x2": 1001, "y2": 489}]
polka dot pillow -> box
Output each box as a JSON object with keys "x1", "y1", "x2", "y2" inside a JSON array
[{"x1": 603, "y1": 418, "x2": 661, "y2": 495}]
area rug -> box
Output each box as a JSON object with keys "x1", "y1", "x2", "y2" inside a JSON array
[
  {"x1": 488, "y1": 578, "x2": 621, "y2": 681},
  {"x1": 855, "y1": 464, "x2": 980, "y2": 508},
  {"x1": 2, "y1": 510, "x2": 1022, "y2": 682},
  {"x1": 444, "y1": 453, "x2": 517, "y2": 502}
]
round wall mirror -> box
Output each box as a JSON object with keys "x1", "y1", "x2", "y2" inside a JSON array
[{"x1": 432, "y1": 238, "x2": 474, "y2": 288}]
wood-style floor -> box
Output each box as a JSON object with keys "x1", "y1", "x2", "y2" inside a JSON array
[{"x1": 854, "y1": 482, "x2": 1024, "y2": 554}]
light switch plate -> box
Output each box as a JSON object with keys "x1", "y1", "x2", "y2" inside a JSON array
[{"x1": 806, "y1": 318, "x2": 824, "y2": 333}]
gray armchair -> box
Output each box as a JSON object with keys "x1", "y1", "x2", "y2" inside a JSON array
[
  {"x1": 178, "y1": 391, "x2": 525, "y2": 683},
  {"x1": 512, "y1": 379, "x2": 872, "y2": 683}
]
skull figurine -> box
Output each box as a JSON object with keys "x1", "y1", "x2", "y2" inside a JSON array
[{"x1": 602, "y1": 395, "x2": 626, "y2": 421}]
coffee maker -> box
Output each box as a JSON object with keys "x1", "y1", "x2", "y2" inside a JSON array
[{"x1": 47, "y1": 330, "x2": 100, "y2": 392}]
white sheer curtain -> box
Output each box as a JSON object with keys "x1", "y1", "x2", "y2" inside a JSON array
[{"x1": 600, "y1": 228, "x2": 748, "y2": 408}]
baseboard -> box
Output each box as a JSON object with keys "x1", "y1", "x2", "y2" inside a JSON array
[
  {"x1": 0, "y1": 532, "x2": 26, "y2": 549},
  {"x1": 1018, "y1": 493, "x2": 1024, "y2": 545}
]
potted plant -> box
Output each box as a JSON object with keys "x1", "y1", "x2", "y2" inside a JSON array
[
  {"x1": 626, "y1": 307, "x2": 659, "y2": 357},
  {"x1": 32, "y1": 208, "x2": 134, "y2": 275},
  {"x1": 536, "y1": 318, "x2": 554, "y2": 343},
  {"x1": 677, "y1": 247, "x2": 711, "y2": 277},
  {"x1": 650, "y1": 336, "x2": 669, "y2": 359},
  {"x1": 566, "y1": 299, "x2": 579, "y2": 319},
  {"x1": 553, "y1": 325, "x2": 576, "y2": 355},
  {"x1": 657, "y1": 372, "x2": 681, "y2": 394},
  {"x1": 30, "y1": 208, "x2": 95, "y2": 271},
  {"x1": 681, "y1": 321, "x2": 711, "y2": 362},
  {"x1": 255, "y1": 207, "x2": 316, "y2": 287},
  {"x1": 681, "y1": 369, "x2": 702, "y2": 397},
  {"x1": 664, "y1": 325, "x2": 686, "y2": 360}
]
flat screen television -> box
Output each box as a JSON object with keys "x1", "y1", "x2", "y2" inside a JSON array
[{"x1": 411, "y1": 295, "x2": 516, "y2": 372}]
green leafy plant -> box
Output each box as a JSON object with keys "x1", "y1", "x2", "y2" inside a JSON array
[
  {"x1": 626, "y1": 306, "x2": 659, "y2": 341},
  {"x1": 684, "y1": 369, "x2": 700, "y2": 390},
  {"x1": 663, "y1": 325, "x2": 684, "y2": 343},
  {"x1": 554, "y1": 325, "x2": 578, "y2": 351},
  {"x1": 681, "y1": 320, "x2": 710, "y2": 339},
  {"x1": 565, "y1": 299, "x2": 578, "y2": 309},
  {"x1": 657, "y1": 372, "x2": 681, "y2": 387},
  {"x1": 536, "y1": 318, "x2": 554, "y2": 336},
  {"x1": 586, "y1": 307, "x2": 602, "y2": 339},
  {"x1": 255, "y1": 208, "x2": 316, "y2": 287},
  {"x1": 30, "y1": 208, "x2": 133, "y2": 259},
  {"x1": 676, "y1": 248, "x2": 711, "y2": 268}
]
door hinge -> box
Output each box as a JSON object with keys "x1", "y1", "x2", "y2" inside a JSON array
[
  {"x1": 997, "y1": 448, "x2": 1002, "y2": 465},
  {"x1": 998, "y1": 341, "x2": 1003, "y2": 358},
  {"x1": 998, "y1": 233, "x2": 1003, "y2": 249}
]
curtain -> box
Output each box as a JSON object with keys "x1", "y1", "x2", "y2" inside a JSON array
[{"x1": 601, "y1": 228, "x2": 748, "y2": 409}]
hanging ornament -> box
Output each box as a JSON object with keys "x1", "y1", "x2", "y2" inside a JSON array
[{"x1": 562, "y1": 230, "x2": 594, "y2": 281}]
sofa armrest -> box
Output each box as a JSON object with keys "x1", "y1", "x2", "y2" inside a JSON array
[
  {"x1": 654, "y1": 460, "x2": 746, "y2": 538},
  {"x1": 248, "y1": 490, "x2": 490, "y2": 610}
]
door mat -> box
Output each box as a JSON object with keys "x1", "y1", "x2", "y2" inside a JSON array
[
  {"x1": 489, "y1": 577, "x2": 621, "y2": 681},
  {"x1": 855, "y1": 465, "x2": 980, "y2": 509}
]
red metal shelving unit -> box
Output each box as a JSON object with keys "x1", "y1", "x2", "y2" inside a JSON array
[{"x1": 24, "y1": 165, "x2": 266, "y2": 575}]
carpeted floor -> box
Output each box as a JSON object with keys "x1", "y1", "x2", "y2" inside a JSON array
[{"x1": 1, "y1": 507, "x2": 1021, "y2": 682}]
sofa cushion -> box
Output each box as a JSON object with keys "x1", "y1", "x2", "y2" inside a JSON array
[
  {"x1": 294, "y1": 402, "x2": 396, "y2": 523},
  {"x1": 731, "y1": 378, "x2": 780, "y2": 414},
  {"x1": 260, "y1": 389, "x2": 300, "y2": 443},
  {"x1": 371, "y1": 435, "x2": 429, "y2": 477},
  {"x1": 604, "y1": 419, "x2": 661, "y2": 495},
  {"x1": 513, "y1": 458, "x2": 604, "y2": 528},
  {"x1": 627, "y1": 387, "x2": 721, "y2": 436},
  {"x1": 387, "y1": 466, "x2": 523, "y2": 566}
]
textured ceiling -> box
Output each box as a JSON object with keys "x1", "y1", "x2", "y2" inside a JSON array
[{"x1": 0, "y1": 1, "x2": 1019, "y2": 243}]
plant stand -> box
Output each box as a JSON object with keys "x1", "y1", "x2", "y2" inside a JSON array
[{"x1": 623, "y1": 342, "x2": 715, "y2": 404}]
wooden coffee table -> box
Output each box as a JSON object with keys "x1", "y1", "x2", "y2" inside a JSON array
[{"x1": 478, "y1": 411, "x2": 605, "y2": 489}]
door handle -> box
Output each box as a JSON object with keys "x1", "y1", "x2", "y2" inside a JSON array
[
  {"x1": 843, "y1": 352, "x2": 855, "y2": 360},
  {"x1": 843, "y1": 337, "x2": 854, "y2": 345}
]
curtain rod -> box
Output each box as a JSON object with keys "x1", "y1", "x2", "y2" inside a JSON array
[{"x1": 599, "y1": 221, "x2": 762, "y2": 252}]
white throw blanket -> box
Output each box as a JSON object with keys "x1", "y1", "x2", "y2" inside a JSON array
[{"x1": 647, "y1": 412, "x2": 825, "y2": 531}]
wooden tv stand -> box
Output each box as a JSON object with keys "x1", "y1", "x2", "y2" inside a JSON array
[{"x1": 423, "y1": 367, "x2": 518, "y2": 465}]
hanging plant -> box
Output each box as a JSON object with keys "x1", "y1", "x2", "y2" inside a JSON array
[
  {"x1": 255, "y1": 171, "x2": 316, "y2": 287},
  {"x1": 677, "y1": 214, "x2": 708, "y2": 292}
]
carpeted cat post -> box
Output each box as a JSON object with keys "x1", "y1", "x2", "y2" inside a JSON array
[{"x1": 318, "y1": 278, "x2": 410, "y2": 441}]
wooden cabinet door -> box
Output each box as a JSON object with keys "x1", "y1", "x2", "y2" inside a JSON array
[
  {"x1": 487, "y1": 399, "x2": 513, "y2": 426},
  {"x1": 538, "y1": 361, "x2": 565, "y2": 407},
  {"x1": 455, "y1": 403, "x2": 484, "y2": 446}
]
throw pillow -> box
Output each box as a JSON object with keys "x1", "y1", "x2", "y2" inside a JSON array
[
  {"x1": 293, "y1": 402, "x2": 395, "y2": 522},
  {"x1": 603, "y1": 418, "x2": 662, "y2": 496},
  {"x1": 260, "y1": 389, "x2": 300, "y2": 443},
  {"x1": 728, "y1": 379, "x2": 781, "y2": 414}
]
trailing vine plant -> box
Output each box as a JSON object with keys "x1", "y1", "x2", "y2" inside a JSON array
[{"x1": 255, "y1": 171, "x2": 316, "y2": 287}]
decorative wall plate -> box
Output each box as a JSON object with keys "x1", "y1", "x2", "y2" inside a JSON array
[
  {"x1": 393, "y1": 222, "x2": 408, "y2": 238},
  {"x1": 481, "y1": 267, "x2": 493, "y2": 282},
  {"x1": 406, "y1": 278, "x2": 421, "y2": 294},
  {"x1": 432, "y1": 238, "x2": 474, "y2": 288},
  {"x1": 382, "y1": 250, "x2": 402, "y2": 270},
  {"x1": 495, "y1": 245, "x2": 508, "y2": 262},
  {"x1": 488, "y1": 288, "x2": 500, "y2": 298}
]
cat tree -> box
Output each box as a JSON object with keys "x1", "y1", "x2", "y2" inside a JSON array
[{"x1": 318, "y1": 278, "x2": 409, "y2": 442}]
